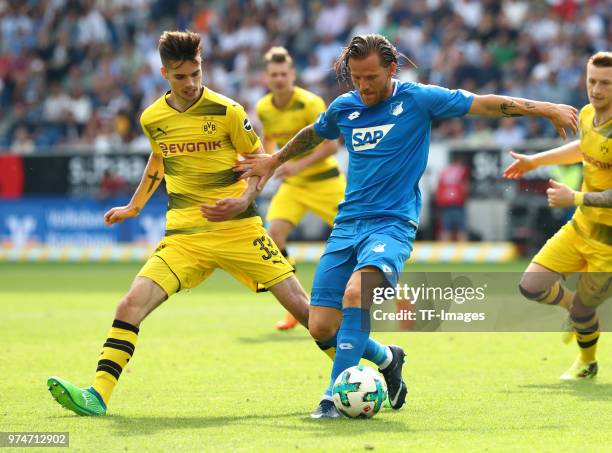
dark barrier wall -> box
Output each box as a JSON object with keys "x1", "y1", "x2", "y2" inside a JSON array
[
  {"x1": 3, "y1": 149, "x2": 553, "y2": 199},
  {"x1": 1, "y1": 153, "x2": 150, "y2": 197}
]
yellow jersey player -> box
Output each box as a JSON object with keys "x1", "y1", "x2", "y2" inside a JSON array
[
  {"x1": 45, "y1": 31, "x2": 312, "y2": 416},
  {"x1": 505, "y1": 51, "x2": 612, "y2": 380},
  {"x1": 256, "y1": 47, "x2": 346, "y2": 330}
]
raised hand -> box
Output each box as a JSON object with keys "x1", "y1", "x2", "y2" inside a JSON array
[{"x1": 503, "y1": 151, "x2": 539, "y2": 179}]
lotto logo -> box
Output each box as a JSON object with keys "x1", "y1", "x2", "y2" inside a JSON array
[
  {"x1": 351, "y1": 124, "x2": 394, "y2": 151},
  {"x1": 348, "y1": 111, "x2": 360, "y2": 120},
  {"x1": 372, "y1": 242, "x2": 386, "y2": 253}
]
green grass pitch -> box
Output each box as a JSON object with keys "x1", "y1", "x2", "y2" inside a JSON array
[{"x1": 1, "y1": 261, "x2": 611, "y2": 452}]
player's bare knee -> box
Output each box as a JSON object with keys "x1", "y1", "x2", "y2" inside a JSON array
[
  {"x1": 518, "y1": 282, "x2": 547, "y2": 302},
  {"x1": 115, "y1": 291, "x2": 146, "y2": 322},
  {"x1": 342, "y1": 284, "x2": 362, "y2": 308},
  {"x1": 518, "y1": 272, "x2": 550, "y2": 301},
  {"x1": 309, "y1": 321, "x2": 337, "y2": 342}
]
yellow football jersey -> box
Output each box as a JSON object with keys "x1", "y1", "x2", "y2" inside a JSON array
[
  {"x1": 577, "y1": 104, "x2": 612, "y2": 227},
  {"x1": 256, "y1": 86, "x2": 340, "y2": 185},
  {"x1": 140, "y1": 87, "x2": 262, "y2": 234}
]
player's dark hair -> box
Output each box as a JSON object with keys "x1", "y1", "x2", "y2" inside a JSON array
[
  {"x1": 589, "y1": 51, "x2": 612, "y2": 68},
  {"x1": 158, "y1": 30, "x2": 202, "y2": 68},
  {"x1": 334, "y1": 34, "x2": 415, "y2": 80},
  {"x1": 264, "y1": 46, "x2": 293, "y2": 67}
]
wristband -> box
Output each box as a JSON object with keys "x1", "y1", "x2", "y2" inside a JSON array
[{"x1": 574, "y1": 192, "x2": 584, "y2": 206}]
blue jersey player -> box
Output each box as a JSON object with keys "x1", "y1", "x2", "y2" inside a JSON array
[{"x1": 237, "y1": 34, "x2": 578, "y2": 418}]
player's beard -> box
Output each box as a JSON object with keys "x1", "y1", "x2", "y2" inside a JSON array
[
  {"x1": 361, "y1": 87, "x2": 385, "y2": 106},
  {"x1": 361, "y1": 77, "x2": 393, "y2": 106}
]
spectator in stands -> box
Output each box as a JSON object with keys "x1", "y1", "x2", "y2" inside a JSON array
[
  {"x1": 436, "y1": 155, "x2": 471, "y2": 242},
  {"x1": 10, "y1": 126, "x2": 34, "y2": 155},
  {"x1": 495, "y1": 117, "x2": 526, "y2": 148},
  {"x1": 0, "y1": 0, "x2": 606, "y2": 153}
]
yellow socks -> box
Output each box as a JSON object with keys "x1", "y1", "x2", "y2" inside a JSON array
[
  {"x1": 92, "y1": 319, "x2": 139, "y2": 405},
  {"x1": 571, "y1": 312, "x2": 599, "y2": 363},
  {"x1": 538, "y1": 282, "x2": 574, "y2": 310}
]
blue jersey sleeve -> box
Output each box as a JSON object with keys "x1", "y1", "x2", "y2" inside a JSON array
[
  {"x1": 313, "y1": 103, "x2": 341, "y2": 140},
  {"x1": 415, "y1": 85, "x2": 474, "y2": 120}
]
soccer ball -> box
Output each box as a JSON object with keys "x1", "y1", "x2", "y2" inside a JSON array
[{"x1": 332, "y1": 365, "x2": 387, "y2": 418}]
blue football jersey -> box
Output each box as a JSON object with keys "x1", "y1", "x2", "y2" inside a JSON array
[{"x1": 314, "y1": 80, "x2": 473, "y2": 225}]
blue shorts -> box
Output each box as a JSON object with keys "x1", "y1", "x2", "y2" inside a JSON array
[{"x1": 311, "y1": 217, "x2": 416, "y2": 309}]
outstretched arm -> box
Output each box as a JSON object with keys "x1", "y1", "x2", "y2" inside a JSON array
[
  {"x1": 469, "y1": 95, "x2": 578, "y2": 139},
  {"x1": 275, "y1": 139, "x2": 338, "y2": 179},
  {"x1": 273, "y1": 124, "x2": 325, "y2": 165},
  {"x1": 234, "y1": 124, "x2": 324, "y2": 190},
  {"x1": 503, "y1": 140, "x2": 582, "y2": 179},
  {"x1": 104, "y1": 153, "x2": 164, "y2": 225}
]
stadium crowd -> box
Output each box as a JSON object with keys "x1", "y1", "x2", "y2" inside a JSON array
[{"x1": 0, "y1": 0, "x2": 608, "y2": 153}]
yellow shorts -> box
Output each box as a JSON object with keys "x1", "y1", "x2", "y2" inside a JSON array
[
  {"x1": 533, "y1": 217, "x2": 612, "y2": 307},
  {"x1": 137, "y1": 222, "x2": 294, "y2": 297},
  {"x1": 266, "y1": 175, "x2": 346, "y2": 227}
]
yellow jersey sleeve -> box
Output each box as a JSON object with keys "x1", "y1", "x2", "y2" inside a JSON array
[
  {"x1": 228, "y1": 104, "x2": 261, "y2": 154},
  {"x1": 140, "y1": 113, "x2": 163, "y2": 155}
]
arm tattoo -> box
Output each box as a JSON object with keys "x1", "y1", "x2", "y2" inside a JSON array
[
  {"x1": 584, "y1": 189, "x2": 612, "y2": 208},
  {"x1": 500, "y1": 99, "x2": 537, "y2": 117},
  {"x1": 146, "y1": 171, "x2": 161, "y2": 193},
  {"x1": 277, "y1": 125, "x2": 324, "y2": 163}
]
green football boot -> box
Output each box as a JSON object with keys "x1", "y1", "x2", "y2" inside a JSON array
[{"x1": 47, "y1": 376, "x2": 106, "y2": 416}]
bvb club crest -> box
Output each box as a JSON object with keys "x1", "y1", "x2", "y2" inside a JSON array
[{"x1": 203, "y1": 121, "x2": 216, "y2": 135}]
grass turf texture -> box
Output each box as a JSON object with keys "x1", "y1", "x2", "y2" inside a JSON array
[{"x1": 1, "y1": 261, "x2": 611, "y2": 452}]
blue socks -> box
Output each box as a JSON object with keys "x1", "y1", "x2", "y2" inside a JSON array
[
  {"x1": 318, "y1": 310, "x2": 392, "y2": 399},
  {"x1": 325, "y1": 307, "x2": 371, "y2": 397},
  {"x1": 364, "y1": 337, "x2": 390, "y2": 366},
  {"x1": 317, "y1": 331, "x2": 388, "y2": 366}
]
